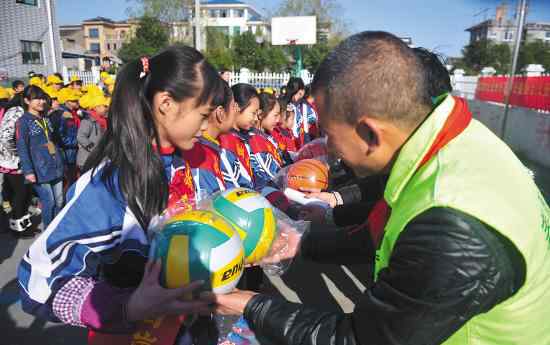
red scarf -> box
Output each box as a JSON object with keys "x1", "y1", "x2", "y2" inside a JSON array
[
  {"x1": 357, "y1": 97, "x2": 472, "y2": 247},
  {"x1": 88, "y1": 110, "x2": 107, "y2": 131}
]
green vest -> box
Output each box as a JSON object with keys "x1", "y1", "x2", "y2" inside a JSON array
[{"x1": 374, "y1": 95, "x2": 550, "y2": 345}]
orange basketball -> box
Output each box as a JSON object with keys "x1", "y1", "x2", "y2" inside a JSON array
[{"x1": 286, "y1": 159, "x2": 329, "y2": 191}]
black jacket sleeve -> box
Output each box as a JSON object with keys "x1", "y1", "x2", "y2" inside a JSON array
[{"x1": 244, "y1": 207, "x2": 526, "y2": 345}]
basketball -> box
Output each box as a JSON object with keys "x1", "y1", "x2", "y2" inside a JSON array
[
  {"x1": 152, "y1": 210, "x2": 244, "y2": 294},
  {"x1": 212, "y1": 188, "x2": 277, "y2": 264},
  {"x1": 286, "y1": 159, "x2": 329, "y2": 191}
]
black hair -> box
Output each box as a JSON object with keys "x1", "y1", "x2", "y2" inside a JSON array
[
  {"x1": 312, "y1": 31, "x2": 431, "y2": 129},
  {"x1": 211, "y1": 81, "x2": 234, "y2": 112},
  {"x1": 258, "y1": 92, "x2": 277, "y2": 120},
  {"x1": 12, "y1": 80, "x2": 24, "y2": 90},
  {"x1": 53, "y1": 72, "x2": 64, "y2": 81},
  {"x1": 5, "y1": 93, "x2": 24, "y2": 111},
  {"x1": 412, "y1": 47, "x2": 452, "y2": 98},
  {"x1": 304, "y1": 84, "x2": 312, "y2": 99},
  {"x1": 85, "y1": 45, "x2": 224, "y2": 230},
  {"x1": 286, "y1": 77, "x2": 305, "y2": 103},
  {"x1": 22, "y1": 85, "x2": 48, "y2": 111},
  {"x1": 219, "y1": 69, "x2": 230, "y2": 75},
  {"x1": 278, "y1": 97, "x2": 292, "y2": 121},
  {"x1": 231, "y1": 83, "x2": 259, "y2": 111}
]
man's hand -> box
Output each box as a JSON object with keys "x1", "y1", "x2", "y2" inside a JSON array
[
  {"x1": 305, "y1": 192, "x2": 338, "y2": 208},
  {"x1": 260, "y1": 221, "x2": 303, "y2": 265},
  {"x1": 25, "y1": 174, "x2": 36, "y2": 184},
  {"x1": 202, "y1": 289, "x2": 258, "y2": 315},
  {"x1": 126, "y1": 260, "x2": 211, "y2": 322}
]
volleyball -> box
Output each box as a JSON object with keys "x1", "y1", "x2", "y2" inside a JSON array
[
  {"x1": 286, "y1": 159, "x2": 329, "y2": 191},
  {"x1": 153, "y1": 210, "x2": 244, "y2": 294},
  {"x1": 212, "y1": 188, "x2": 277, "y2": 264}
]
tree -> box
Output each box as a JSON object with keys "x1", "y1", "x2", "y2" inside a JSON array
[
  {"x1": 126, "y1": 0, "x2": 194, "y2": 45},
  {"x1": 117, "y1": 16, "x2": 169, "y2": 63},
  {"x1": 518, "y1": 40, "x2": 550, "y2": 72},
  {"x1": 461, "y1": 39, "x2": 511, "y2": 74},
  {"x1": 204, "y1": 28, "x2": 233, "y2": 70}
]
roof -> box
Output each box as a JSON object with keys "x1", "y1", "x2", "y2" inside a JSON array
[
  {"x1": 248, "y1": 14, "x2": 263, "y2": 22},
  {"x1": 83, "y1": 16, "x2": 115, "y2": 23},
  {"x1": 201, "y1": 0, "x2": 245, "y2": 5}
]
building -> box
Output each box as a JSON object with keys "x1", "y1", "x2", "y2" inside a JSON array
[
  {"x1": 59, "y1": 17, "x2": 134, "y2": 70},
  {"x1": 196, "y1": 0, "x2": 270, "y2": 46},
  {"x1": 466, "y1": 3, "x2": 550, "y2": 46},
  {"x1": 0, "y1": 0, "x2": 62, "y2": 79}
]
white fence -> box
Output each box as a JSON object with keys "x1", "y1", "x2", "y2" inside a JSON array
[
  {"x1": 451, "y1": 74, "x2": 479, "y2": 100},
  {"x1": 229, "y1": 70, "x2": 313, "y2": 89},
  {"x1": 62, "y1": 66, "x2": 100, "y2": 85}
]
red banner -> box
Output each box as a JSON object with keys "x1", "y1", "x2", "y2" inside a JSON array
[{"x1": 475, "y1": 76, "x2": 550, "y2": 112}]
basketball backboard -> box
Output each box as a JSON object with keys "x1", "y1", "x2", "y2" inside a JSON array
[{"x1": 271, "y1": 16, "x2": 317, "y2": 46}]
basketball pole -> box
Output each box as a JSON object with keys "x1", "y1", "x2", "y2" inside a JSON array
[{"x1": 294, "y1": 45, "x2": 303, "y2": 77}]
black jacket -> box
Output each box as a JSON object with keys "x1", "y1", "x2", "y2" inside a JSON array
[{"x1": 243, "y1": 207, "x2": 526, "y2": 345}]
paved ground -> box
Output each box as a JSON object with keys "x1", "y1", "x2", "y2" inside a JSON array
[{"x1": 0, "y1": 155, "x2": 548, "y2": 345}]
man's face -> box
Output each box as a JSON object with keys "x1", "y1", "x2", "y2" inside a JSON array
[{"x1": 316, "y1": 92, "x2": 398, "y2": 178}]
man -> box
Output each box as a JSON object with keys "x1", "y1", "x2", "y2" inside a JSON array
[{"x1": 210, "y1": 31, "x2": 550, "y2": 345}]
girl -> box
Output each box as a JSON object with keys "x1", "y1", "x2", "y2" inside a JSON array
[
  {"x1": 286, "y1": 77, "x2": 318, "y2": 148},
  {"x1": 272, "y1": 97, "x2": 298, "y2": 159},
  {"x1": 18, "y1": 46, "x2": 224, "y2": 345},
  {"x1": 0, "y1": 91, "x2": 35, "y2": 237},
  {"x1": 218, "y1": 83, "x2": 256, "y2": 190},
  {"x1": 76, "y1": 94, "x2": 109, "y2": 170},
  {"x1": 16, "y1": 85, "x2": 64, "y2": 228},
  {"x1": 182, "y1": 81, "x2": 234, "y2": 195}
]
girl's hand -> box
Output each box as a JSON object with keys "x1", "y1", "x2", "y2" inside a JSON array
[{"x1": 126, "y1": 260, "x2": 211, "y2": 322}]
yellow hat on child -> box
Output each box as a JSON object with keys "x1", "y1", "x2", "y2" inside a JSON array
[
  {"x1": 0, "y1": 87, "x2": 10, "y2": 99},
  {"x1": 47, "y1": 75, "x2": 63, "y2": 85}
]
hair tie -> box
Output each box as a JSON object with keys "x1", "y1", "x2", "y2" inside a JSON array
[{"x1": 139, "y1": 56, "x2": 150, "y2": 79}]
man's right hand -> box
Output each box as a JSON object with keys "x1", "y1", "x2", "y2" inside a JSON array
[
  {"x1": 305, "y1": 192, "x2": 338, "y2": 208},
  {"x1": 25, "y1": 174, "x2": 36, "y2": 184},
  {"x1": 126, "y1": 260, "x2": 211, "y2": 322}
]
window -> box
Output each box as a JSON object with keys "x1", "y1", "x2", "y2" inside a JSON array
[
  {"x1": 546, "y1": 31, "x2": 550, "y2": 39},
  {"x1": 233, "y1": 26, "x2": 240, "y2": 36},
  {"x1": 89, "y1": 28, "x2": 99, "y2": 38},
  {"x1": 505, "y1": 31, "x2": 513, "y2": 41},
  {"x1": 220, "y1": 9, "x2": 228, "y2": 18},
  {"x1": 90, "y1": 43, "x2": 100, "y2": 54},
  {"x1": 16, "y1": 0, "x2": 38, "y2": 6},
  {"x1": 113, "y1": 43, "x2": 117, "y2": 50},
  {"x1": 107, "y1": 43, "x2": 111, "y2": 50},
  {"x1": 21, "y1": 41, "x2": 42, "y2": 64},
  {"x1": 120, "y1": 30, "x2": 126, "y2": 38},
  {"x1": 234, "y1": 9, "x2": 244, "y2": 17}
]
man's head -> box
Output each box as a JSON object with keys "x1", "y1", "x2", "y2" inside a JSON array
[
  {"x1": 413, "y1": 47, "x2": 452, "y2": 99},
  {"x1": 312, "y1": 31, "x2": 432, "y2": 177}
]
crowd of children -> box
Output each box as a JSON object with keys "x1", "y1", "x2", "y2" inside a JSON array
[
  {"x1": 15, "y1": 45, "x2": 320, "y2": 345},
  {"x1": 0, "y1": 72, "x2": 113, "y2": 236}
]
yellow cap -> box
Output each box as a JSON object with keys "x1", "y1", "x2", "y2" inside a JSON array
[
  {"x1": 44, "y1": 86, "x2": 59, "y2": 100},
  {"x1": 263, "y1": 87, "x2": 274, "y2": 95},
  {"x1": 81, "y1": 84, "x2": 103, "y2": 97},
  {"x1": 100, "y1": 71, "x2": 109, "y2": 80},
  {"x1": 6, "y1": 88, "x2": 15, "y2": 99},
  {"x1": 58, "y1": 87, "x2": 80, "y2": 103},
  {"x1": 47, "y1": 75, "x2": 63, "y2": 85},
  {"x1": 103, "y1": 76, "x2": 114, "y2": 86},
  {"x1": 0, "y1": 87, "x2": 10, "y2": 99},
  {"x1": 81, "y1": 94, "x2": 110, "y2": 109},
  {"x1": 29, "y1": 76, "x2": 44, "y2": 88},
  {"x1": 70, "y1": 75, "x2": 82, "y2": 83}
]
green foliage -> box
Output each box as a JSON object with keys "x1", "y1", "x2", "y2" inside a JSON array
[
  {"x1": 117, "y1": 16, "x2": 169, "y2": 63},
  {"x1": 518, "y1": 40, "x2": 550, "y2": 72},
  {"x1": 204, "y1": 28, "x2": 233, "y2": 70},
  {"x1": 461, "y1": 39, "x2": 511, "y2": 74}
]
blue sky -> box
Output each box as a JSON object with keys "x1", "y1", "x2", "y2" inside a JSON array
[{"x1": 56, "y1": 0, "x2": 550, "y2": 57}]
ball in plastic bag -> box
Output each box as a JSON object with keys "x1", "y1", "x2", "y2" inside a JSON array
[
  {"x1": 286, "y1": 159, "x2": 329, "y2": 191},
  {"x1": 212, "y1": 188, "x2": 276, "y2": 264},
  {"x1": 153, "y1": 210, "x2": 244, "y2": 294}
]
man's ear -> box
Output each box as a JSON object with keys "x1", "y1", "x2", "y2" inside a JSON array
[{"x1": 356, "y1": 116, "x2": 381, "y2": 154}]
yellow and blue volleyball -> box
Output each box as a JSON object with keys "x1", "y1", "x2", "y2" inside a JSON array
[
  {"x1": 212, "y1": 188, "x2": 276, "y2": 264},
  {"x1": 153, "y1": 210, "x2": 244, "y2": 294}
]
